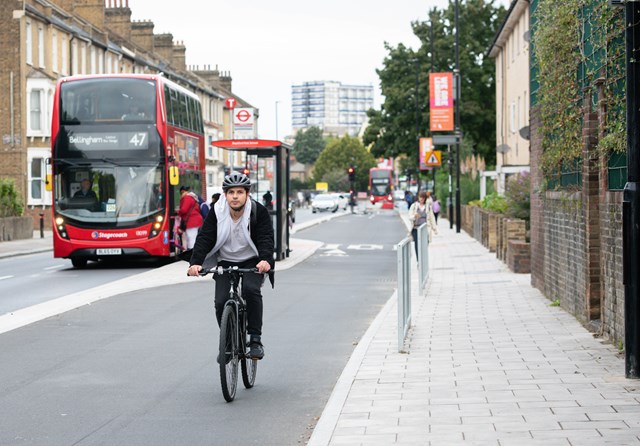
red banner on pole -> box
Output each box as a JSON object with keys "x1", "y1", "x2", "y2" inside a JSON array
[{"x1": 429, "y1": 72, "x2": 454, "y2": 132}]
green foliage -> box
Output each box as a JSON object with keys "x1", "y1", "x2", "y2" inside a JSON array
[
  {"x1": 532, "y1": 0, "x2": 626, "y2": 180},
  {"x1": 290, "y1": 177, "x2": 315, "y2": 191},
  {"x1": 505, "y1": 171, "x2": 531, "y2": 222},
  {"x1": 364, "y1": 1, "x2": 506, "y2": 168},
  {"x1": 313, "y1": 135, "x2": 376, "y2": 191},
  {"x1": 292, "y1": 126, "x2": 327, "y2": 165},
  {"x1": 550, "y1": 299, "x2": 561, "y2": 307},
  {"x1": 0, "y1": 178, "x2": 24, "y2": 217},
  {"x1": 532, "y1": 0, "x2": 582, "y2": 175},
  {"x1": 480, "y1": 193, "x2": 508, "y2": 213}
]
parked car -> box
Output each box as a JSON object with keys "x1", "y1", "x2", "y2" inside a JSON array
[
  {"x1": 331, "y1": 193, "x2": 348, "y2": 210},
  {"x1": 311, "y1": 194, "x2": 338, "y2": 213}
]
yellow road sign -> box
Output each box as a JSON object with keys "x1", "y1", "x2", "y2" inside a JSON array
[{"x1": 425, "y1": 150, "x2": 442, "y2": 167}]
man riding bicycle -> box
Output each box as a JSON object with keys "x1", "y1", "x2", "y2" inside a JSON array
[{"x1": 187, "y1": 171, "x2": 274, "y2": 359}]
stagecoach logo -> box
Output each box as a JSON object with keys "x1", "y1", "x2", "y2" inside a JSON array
[{"x1": 91, "y1": 231, "x2": 128, "y2": 239}]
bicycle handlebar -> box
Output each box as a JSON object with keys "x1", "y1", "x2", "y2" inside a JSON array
[{"x1": 197, "y1": 266, "x2": 259, "y2": 277}]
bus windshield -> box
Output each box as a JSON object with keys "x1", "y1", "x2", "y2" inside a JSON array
[
  {"x1": 54, "y1": 164, "x2": 165, "y2": 225},
  {"x1": 60, "y1": 78, "x2": 156, "y2": 125}
]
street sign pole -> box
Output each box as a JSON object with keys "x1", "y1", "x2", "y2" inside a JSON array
[{"x1": 623, "y1": 0, "x2": 640, "y2": 379}]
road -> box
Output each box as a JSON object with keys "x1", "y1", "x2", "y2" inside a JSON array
[
  {"x1": 0, "y1": 209, "x2": 407, "y2": 446},
  {"x1": 0, "y1": 253, "x2": 156, "y2": 316}
]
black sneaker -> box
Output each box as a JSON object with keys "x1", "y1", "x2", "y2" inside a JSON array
[{"x1": 248, "y1": 341, "x2": 264, "y2": 360}]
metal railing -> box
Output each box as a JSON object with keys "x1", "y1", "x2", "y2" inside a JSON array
[
  {"x1": 417, "y1": 223, "x2": 429, "y2": 291},
  {"x1": 397, "y1": 223, "x2": 431, "y2": 352},
  {"x1": 397, "y1": 237, "x2": 412, "y2": 352}
]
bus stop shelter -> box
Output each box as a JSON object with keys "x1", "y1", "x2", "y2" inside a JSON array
[{"x1": 211, "y1": 139, "x2": 291, "y2": 261}]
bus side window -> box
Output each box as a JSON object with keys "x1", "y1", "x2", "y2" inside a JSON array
[{"x1": 164, "y1": 85, "x2": 174, "y2": 125}]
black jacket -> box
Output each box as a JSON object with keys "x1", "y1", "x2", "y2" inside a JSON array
[{"x1": 189, "y1": 199, "x2": 275, "y2": 269}]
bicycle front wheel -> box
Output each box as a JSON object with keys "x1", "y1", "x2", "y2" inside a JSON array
[
  {"x1": 219, "y1": 305, "x2": 239, "y2": 402},
  {"x1": 241, "y1": 333, "x2": 258, "y2": 389}
]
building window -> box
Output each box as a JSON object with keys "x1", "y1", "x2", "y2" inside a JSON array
[
  {"x1": 28, "y1": 148, "x2": 52, "y2": 205},
  {"x1": 72, "y1": 40, "x2": 78, "y2": 74},
  {"x1": 81, "y1": 43, "x2": 87, "y2": 74},
  {"x1": 61, "y1": 35, "x2": 68, "y2": 75},
  {"x1": 510, "y1": 102, "x2": 516, "y2": 134},
  {"x1": 26, "y1": 21, "x2": 32, "y2": 65},
  {"x1": 52, "y1": 31, "x2": 58, "y2": 73},
  {"x1": 29, "y1": 89, "x2": 42, "y2": 132},
  {"x1": 90, "y1": 46, "x2": 96, "y2": 74},
  {"x1": 38, "y1": 26, "x2": 45, "y2": 68}
]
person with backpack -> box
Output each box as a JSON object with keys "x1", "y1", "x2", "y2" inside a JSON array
[
  {"x1": 178, "y1": 186, "x2": 204, "y2": 250},
  {"x1": 187, "y1": 172, "x2": 274, "y2": 360}
]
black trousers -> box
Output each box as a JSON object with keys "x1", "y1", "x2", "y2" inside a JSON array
[
  {"x1": 411, "y1": 228, "x2": 419, "y2": 258},
  {"x1": 214, "y1": 258, "x2": 265, "y2": 336}
]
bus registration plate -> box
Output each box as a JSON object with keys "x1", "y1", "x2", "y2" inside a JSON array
[{"x1": 97, "y1": 248, "x2": 122, "y2": 255}]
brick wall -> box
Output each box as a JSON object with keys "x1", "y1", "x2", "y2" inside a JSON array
[
  {"x1": 507, "y1": 240, "x2": 531, "y2": 273},
  {"x1": 600, "y1": 191, "x2": 624, "y2": 341},
  {"x1": 543, "y1": 191, "x2": 587, "y2": 323}
]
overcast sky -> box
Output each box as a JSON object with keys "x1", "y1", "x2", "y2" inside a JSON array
[{"x1": 128, "y1": 0, "x2": 509, "y2": 140}]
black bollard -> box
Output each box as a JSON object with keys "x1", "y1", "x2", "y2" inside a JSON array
[{"x1": 39, "y1": 213, "x2": 44, "y2": 238}]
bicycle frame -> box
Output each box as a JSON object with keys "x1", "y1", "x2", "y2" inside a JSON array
[{"x1": 224, "y1": 271, "x2": 248, "y2": 359}]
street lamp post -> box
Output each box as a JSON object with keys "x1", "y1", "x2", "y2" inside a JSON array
[{"x1": 454, "y1": 0, "x2": 461, "y2": 233}]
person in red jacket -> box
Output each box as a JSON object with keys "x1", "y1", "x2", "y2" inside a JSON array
[{"x1": 178, "y1": 186, "x2": 204, "y2": 249}]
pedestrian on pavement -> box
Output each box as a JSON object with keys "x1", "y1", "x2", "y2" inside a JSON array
[
  {"x1": 262, "y1": 190, "x2": 273, "y2": 209},
  {"x1": 408, "y1": 190, "x2": 437, "y2": 258},
  {"x1": 178, "y1": 185, "x2": 204, "y2": 250},
  {"x1": 187, "y1": 171, "x2": 274, "y2": 360},
  {"x1": 405, "y1": 190, "x2": 414, "y2": 207},
  {"x1": 432, "y1": 195, "x2": 441, "y2": 223}
]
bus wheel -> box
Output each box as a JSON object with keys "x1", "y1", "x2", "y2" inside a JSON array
[{"x1": 71, "y1": 257, "x2": 88, "y2": 268}]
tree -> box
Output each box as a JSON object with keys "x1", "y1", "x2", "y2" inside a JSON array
[
  {"x1": 364, "y1": 1, "x2": 506, "y2": 168},
  {"x1": 292, "y1": 126, "x2": 326, "y2": 165},
  {"x1": 313, "y1": 135, "x2": 376, "y2": 191}
]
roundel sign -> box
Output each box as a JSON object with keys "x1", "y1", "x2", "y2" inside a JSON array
[{"x1": 225, "y1": 97, "x2": 236, "y2": 109}]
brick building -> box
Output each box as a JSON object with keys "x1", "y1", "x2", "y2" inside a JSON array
[{"x1": 0, "y1": 0, "x2": 256, "y2": 228}]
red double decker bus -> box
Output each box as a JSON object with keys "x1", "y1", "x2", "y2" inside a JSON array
[
  {"x1": 49, "y1": 74, "x2": 205, "y2": 267},
  {"x1": 369, "y1": 167, "x2": 394, "y2": 206}
]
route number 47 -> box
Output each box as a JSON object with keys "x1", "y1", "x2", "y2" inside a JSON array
[{"x1": 129, "y1": 132, "x2": 147, "y2": 147}]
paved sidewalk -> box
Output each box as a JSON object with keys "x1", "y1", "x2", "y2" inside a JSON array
[{"x1": 309, "y1": 217, "x2": 640, "y2": 446}]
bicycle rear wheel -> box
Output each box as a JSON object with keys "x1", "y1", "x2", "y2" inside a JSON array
[{"x1": 219, "y1": 305, "x2": 238, "y2": 402}]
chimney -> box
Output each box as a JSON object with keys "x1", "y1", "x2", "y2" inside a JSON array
[
  {"x1": 172, "y1": 40, "x2": 186, "y2": 71},
  {"x1": 73, "y1": 0, "x2": 105, "y2": 28},
  {"x1": 153, "y1": 33, "x2": 174, "y2": 62},
  {"x1": 131, "y1": 20, "x2": 155, "y2": 52},
  {"x1": 105, "y1": 0, "x2": 132, "y2": 41},
  {"x1": 191, "y1": 65, "x2": 232, "y2": 92}
]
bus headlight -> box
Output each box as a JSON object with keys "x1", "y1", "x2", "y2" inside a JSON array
[
  {"x1": 149, "y1": 212, "x2": 165, "y2": 238},
  {"x1": 55, "y1": 215, "x2": 69, "y2": 240}
]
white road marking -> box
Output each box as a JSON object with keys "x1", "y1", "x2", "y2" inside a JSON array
[
  {"x1": 0, "y1": 275, "x2": 14, "y2": 281},
  {"x1": 347, "y1": 244, "x2": 383, "y2": 250},
  {"x1": 44, "y1": 265, "x2": 65, "y2": 271}
]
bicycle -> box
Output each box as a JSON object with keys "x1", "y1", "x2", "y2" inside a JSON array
[{"x1": 199, "y1": 266, "x2": 260, "y2": 402}]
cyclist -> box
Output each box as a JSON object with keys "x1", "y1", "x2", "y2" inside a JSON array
[{"x1": 187, "y1": 171, "x2": 274, "y2": 359}]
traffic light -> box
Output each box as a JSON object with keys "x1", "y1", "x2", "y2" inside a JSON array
[
  {"x1": 348, "y1": 166, "x2": 356, "y2": 182},
  {"x1": 243, "y1": 167, "x2": 250, "y2": 176}
]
